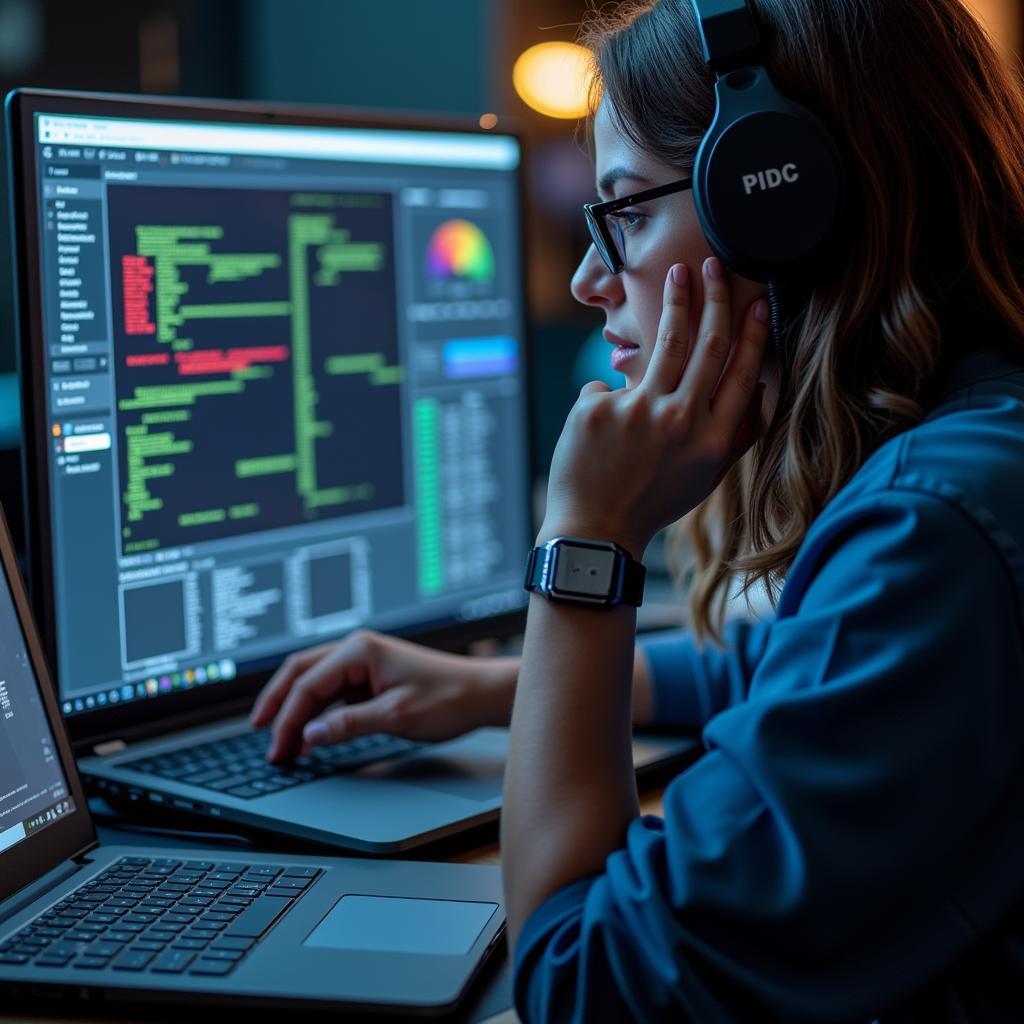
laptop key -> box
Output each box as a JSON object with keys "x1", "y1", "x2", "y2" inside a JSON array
[
  {"x1": 193, "y1": 919, "x2": 227, "y2": 931},
  {"x1": 151, "y1": 949, "x2": 196, "y2": 973},
  {"x1": 0, "y1": 953, "x2": 30, "y2": 965},
  {"x1": 73, "y1": 955, "x2": 110, "y2": 969},
  {"x1": 112, "y1": 949, "x2": 156, "y2": 971},
  {"x1": 201, "y1": 948, "x2": 243, "y2": 961},
  {"x1": 182, "y1": 769, "x2": 230, "y2": 786},
  {"x1": 87, "y1": 942, "x2": 124, "y2": 958},
  {"x1": 266, "y1": 886, "x2": 306, "y2": 899},
  {"x1": 222, "y1": 896, "x2": 291, "y2": 938},
  {"x1": 225, "y1": 785, "x2": 261, "y2": 799},
  {"x1": 274, "y1": 876, "x2": 312, "y2": 889},
  {"x1": 199, "y1": 774, "x2": 249, "y2": 790},
  {"x1": 189, "y1": 958, "x2": 236, "y2": 976},
  {"x1": 279, "y1": 867, "x2": 320, "y2": 878},
  {"x1": 210, "y1": 936, "x2": 254, "y2": 952},
  {"x1": 155, "y1": 766, "x2": 196, "y2": 779},
  {"x1": 36, "y1": 953, "x2": 75, "y2": 967}
]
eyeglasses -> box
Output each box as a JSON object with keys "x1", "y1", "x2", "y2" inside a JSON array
[{"x1": 583, "y1": 177, "x2": 694, "y2": 274}]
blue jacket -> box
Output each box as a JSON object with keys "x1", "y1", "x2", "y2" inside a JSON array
[{"x1": 513, "y1": 349, "x2": 1024, "y2": 1023}]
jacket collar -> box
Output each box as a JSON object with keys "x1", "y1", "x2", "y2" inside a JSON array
[{"x1": 933, "y1": 346, "x2": 1024, "y2": 405}]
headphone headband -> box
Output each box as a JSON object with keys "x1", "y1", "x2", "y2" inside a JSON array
[{"x1": 692, "y1": 0, "x2": 761, "y2": 72}]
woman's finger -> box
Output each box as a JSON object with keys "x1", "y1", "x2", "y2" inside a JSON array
[
  {"x1": 677, "y1": 257, "x2": 734, "y2": 403},
  {"x1": 640, "y1": 263, "x2": 692, "y2": 394},
  {"x1": 267, "y1": 637, "x2": 375, "y2": 761},
  {"x1": 711, "y1": 298, "x2": 771, "y2": 428},
  {"x1": 249, "y1": 642, "x2": 335, "y2": 726},
  {"x1": 302, "y1": 688, "x2": 407, "y2": 750}
]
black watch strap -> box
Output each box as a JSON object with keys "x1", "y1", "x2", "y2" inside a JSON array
[{"x1": 524, "y1": 538, "x2": 645, "y2": 608}]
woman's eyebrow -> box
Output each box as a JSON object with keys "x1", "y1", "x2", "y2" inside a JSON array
[{"x1": 597, "y1": 166, "x2": 654, "y2": 197}]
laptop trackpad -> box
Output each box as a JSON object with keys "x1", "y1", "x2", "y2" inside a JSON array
[{"x1": 304, "y1": 895, "x2": 498, "y2": 956}]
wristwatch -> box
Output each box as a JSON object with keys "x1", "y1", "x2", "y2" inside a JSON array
[{"x1": 524, "y1": 536, "x2": 645, "y2": 608}]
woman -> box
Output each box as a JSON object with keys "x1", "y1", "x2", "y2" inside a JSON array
[{"x1": 252, "y1": 0, "x2": 1024, "y2": 1019}]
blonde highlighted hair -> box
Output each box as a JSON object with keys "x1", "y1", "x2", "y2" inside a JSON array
[{"x1": 583, "y1": 0, "x2": 1024, "y2": 640}]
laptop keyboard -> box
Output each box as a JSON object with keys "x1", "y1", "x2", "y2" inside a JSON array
[
  {"x1": 0, "y1": 856, "x2": 321, "y2": 976},
  {"x1": 123, "y1": 729, "x2": 421, "y2": 799}
]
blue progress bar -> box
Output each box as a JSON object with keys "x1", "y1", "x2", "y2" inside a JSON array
[{"x1": 442, "y1": 337, "x2": 518, "y2": 379}]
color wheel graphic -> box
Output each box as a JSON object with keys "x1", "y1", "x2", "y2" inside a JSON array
[{"x1": 426, "y1": 219, "x2": 495, "y2": 282}]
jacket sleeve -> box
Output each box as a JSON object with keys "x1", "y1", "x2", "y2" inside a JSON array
[
  {"x1": 514, "y1": 493, "x2": 1024, "y2": 1023},
  {"x1": 638, "y1": 616, "x2": 774, "y2": 728}
]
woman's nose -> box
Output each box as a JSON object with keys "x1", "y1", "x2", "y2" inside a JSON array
[{"x1": 570, "y1": 244, "x2": 623, "y2": 309}]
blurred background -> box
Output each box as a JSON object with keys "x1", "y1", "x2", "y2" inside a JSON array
[{"x1": 0, "y1": 0, "x2": 1021, "y2": 553}]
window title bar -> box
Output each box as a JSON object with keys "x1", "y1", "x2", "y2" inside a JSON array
[{"x1": 37, "y1": 114, "x2": 520, "y2": 170}]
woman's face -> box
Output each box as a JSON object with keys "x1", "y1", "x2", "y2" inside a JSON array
[{"x1": 572, "y1": 103, "x2": 777, "y2": 403}]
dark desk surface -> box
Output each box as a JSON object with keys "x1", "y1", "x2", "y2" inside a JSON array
[{"x1": 0, "y1": 790, "x2": 668, "y2": 1024}]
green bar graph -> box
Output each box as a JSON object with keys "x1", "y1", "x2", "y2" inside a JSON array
[{"x1": 414, "y1": 399, "x2": 443, "y2": 596}]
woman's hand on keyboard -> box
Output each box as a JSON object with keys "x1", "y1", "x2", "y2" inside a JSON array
[{"x1": 249, "y1": 630, "x2": 520, "y2": 763}]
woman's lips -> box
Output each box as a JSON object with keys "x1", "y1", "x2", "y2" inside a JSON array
[
  {"x1": 605, "y1": 329, "x2": 640, "y2": 373},
  {"x1": 610, "y1": 345, "x2": 641, "y2": 372}
]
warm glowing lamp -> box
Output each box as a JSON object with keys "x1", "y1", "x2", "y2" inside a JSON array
[{"x1": 512, "y1": 41, "x2": 592, "y2": 120}]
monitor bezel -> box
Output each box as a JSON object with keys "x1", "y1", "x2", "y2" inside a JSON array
[
  {"x1": 6, "y1": 87, "x2": 533, "y2": 751},
  {"x1": 0, "y1": 501, "x2": 95, "y2": 903}
]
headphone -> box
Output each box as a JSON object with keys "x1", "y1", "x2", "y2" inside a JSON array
[{"x1": 690, "y1": 0, "x2": 845, "y2": 283}]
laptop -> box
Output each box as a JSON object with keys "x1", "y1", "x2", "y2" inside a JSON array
[
  {"x1": 6, "y1": 87, "x2": 697, "y2": 854},
  {"x1": 0, "y1": 500, "x2": 505, "y2": 1014}
]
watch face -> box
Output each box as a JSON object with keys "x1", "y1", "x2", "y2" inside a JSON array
[{"x1": 552, "y1": 545, "x2": 617, "y2": 598}]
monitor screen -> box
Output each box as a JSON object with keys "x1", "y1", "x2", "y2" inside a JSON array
[
  {"x1": 24, "y1": 106, "x2": 531, "y2": 719},
  {"x1": 0, "y1": 548, "x2": 75, "y2": 856}
]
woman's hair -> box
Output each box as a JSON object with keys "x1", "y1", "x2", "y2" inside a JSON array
[{"x1": 582, "y1": 0, "x2": 1024, "y2": 641}]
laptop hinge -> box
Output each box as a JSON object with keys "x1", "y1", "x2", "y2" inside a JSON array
[{"x1": 93, "y1": 738, "x2": 128, "y2": 757}]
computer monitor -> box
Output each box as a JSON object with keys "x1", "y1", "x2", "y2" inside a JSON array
[{"x1": 7, "y1": 90, "x2": 532, "y2": 745}]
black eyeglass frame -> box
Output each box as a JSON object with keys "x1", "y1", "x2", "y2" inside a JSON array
[{"x1": 583, "y1": 177, "x2": 694, "y2": 274}]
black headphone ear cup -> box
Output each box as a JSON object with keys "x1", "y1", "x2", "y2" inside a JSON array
[{"x1": 693, "y1": 69, "x2": 845, "y2": 282}]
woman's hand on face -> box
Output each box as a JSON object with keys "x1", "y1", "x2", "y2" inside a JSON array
[
  {"x1": 249, "y1": 630, "x2": 517, "y2": 763},
  {"x1": 540, "y1": 257, "x2": 770, "y2": 557}
]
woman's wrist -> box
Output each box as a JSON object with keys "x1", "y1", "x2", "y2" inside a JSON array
[{"x1": 535, "y1": 519, "x2": 649, "y2": 563}]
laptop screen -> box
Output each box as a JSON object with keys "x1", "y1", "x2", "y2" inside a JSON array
[
  {"x1": 19, "y1": 101, "x2": 531, "y2": 721},
  {"x1": 0, "y1": 546, "x2": 75, "y2": 857}
]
